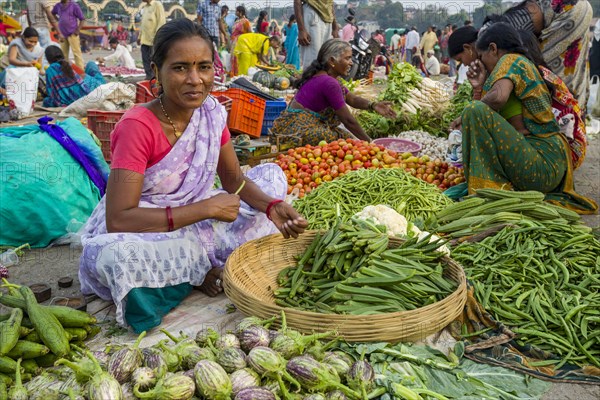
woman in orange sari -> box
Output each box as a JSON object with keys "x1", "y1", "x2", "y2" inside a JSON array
[{"x1": 229, "y1": 5, "x2": 252, "y2": 76}]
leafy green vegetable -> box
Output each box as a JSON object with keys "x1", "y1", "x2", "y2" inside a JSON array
[
  {"x1": 340, "y1": 78, "x2": 361, "y2": 92},
  {"x1": 380, "y1": 63, "x2": 422, "y2": 103},
  {"x1": 442, "y1": 81, "x2": 473, "y2": 127},
  {"x1": 339, "y1": 342, "x2": 550, "y2": 400}
]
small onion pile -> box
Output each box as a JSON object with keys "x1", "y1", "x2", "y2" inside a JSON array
[
  {"x1": 22, "y1": 315, "x2": 375, "y2": 400},
  {"x1": 394, "y1": 130, "x2": 448, "y2": 161}
]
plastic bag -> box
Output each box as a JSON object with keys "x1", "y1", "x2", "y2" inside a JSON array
[
  {"x1": 59, "y1": 82, "x2": 135, "y2": 117},
  {"x1": 590, "y1": 76, "x2": 600, "y2": 118},
  {"x1": 446, "y1": 129, "x2": 463, "y2": 163},
  {"x1": 219, "y1": 49, "x2": 231, "y2": 72},
  {"x1": 5, "y1": 67, "x2": 39, "y2": 116}
]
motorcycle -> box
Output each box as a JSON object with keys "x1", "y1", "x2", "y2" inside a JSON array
[{"x1": 348, "y1": 29, "x2": 373, "y2": 81}]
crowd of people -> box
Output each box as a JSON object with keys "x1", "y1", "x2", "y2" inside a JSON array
[{"x1": 0, "y1": 0, "x2": 108, "y2": 108}]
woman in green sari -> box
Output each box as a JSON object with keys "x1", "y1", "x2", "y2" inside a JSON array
[{"x1": 457, "y1": 22, "x2": 596, "y2": 213}]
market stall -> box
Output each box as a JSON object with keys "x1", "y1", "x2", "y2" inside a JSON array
[{"x1": 0, "y1": 61, "x2": 599, "y2": 399}]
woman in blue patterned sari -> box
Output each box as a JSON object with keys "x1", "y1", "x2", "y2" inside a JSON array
[{"x1": 43, "y1": 46, "x2": 105, "y2": 107}]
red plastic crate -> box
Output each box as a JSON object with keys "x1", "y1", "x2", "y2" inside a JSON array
[
  {"x1": 220, "y1": 88, "x2": 266, "y2": 138},
  {"x1": 210, "y1": 92, "x2": 233, "y2": 114},
  {"x1": 87, "y1": 109, "x2": 128, "y2": 162},
  {"x1": 136, "y1": 80, "x2": 158, "y2": 103}
]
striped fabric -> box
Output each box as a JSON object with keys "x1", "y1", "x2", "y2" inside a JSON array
[{"x1": 503, "y1": 7, "x2": 535, "y2": 33}]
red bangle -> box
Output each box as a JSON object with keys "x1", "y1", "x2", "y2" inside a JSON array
[
  {"x1": 166, "y1": 206, "x2": 174, "y2": 232},
  {"x1": 265, "y1": 199, "x2": 284, "y2": 221}
]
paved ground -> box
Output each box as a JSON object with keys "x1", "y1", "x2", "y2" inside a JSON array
[{"x1": 2, "y1": 48, "x2": 599, "y2": 397}]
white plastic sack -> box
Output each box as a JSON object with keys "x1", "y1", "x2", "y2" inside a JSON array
[
  {"x1": 589, "y1": 76, "x2": 600, "y2": 118},
  {"x1": 59, "y1": 82, "x2": 135, "y2": 117},
  {"x1": 220, "y1": 49, "x2": 231, "y2": 71},
  {"x1": 5, "y1": 67, "x2": 39, "y2": 116}
]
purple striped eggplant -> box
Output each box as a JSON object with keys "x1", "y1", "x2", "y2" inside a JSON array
[
  {"x1": 239, "y1": 325, "x2": 271, "y2": 352},
  {"x1": 194, "y1": 360, "x2": 232, "y2": 400},
  {"x1": 107, "y1": 331, "x2": 146, "y2": 383},
  {"x1": 230, "y1": 368, "x2": 261, "y2": 394},
  {"x1": 234, "y1": 386, "x2": 277, "y2": 400},
  {"x1": 286, "y1": 356, "x2": 360, "y2": 399}
]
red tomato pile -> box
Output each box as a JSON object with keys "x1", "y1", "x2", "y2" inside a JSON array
[{"x1": 276, "y1": 139, "x2": 465, "y2": 198}]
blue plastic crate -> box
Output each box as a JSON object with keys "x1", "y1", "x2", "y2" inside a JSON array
[{"x1": 261, "y1": 100, "x2": 287, "y2": 136}]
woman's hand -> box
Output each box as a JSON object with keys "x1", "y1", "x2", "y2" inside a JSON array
[
  {"x1": 198, "y1": 267, "x2": 223, "y2": 297},
  {"x1": 467, "y1": 59, "x2": 487, "y2": 89},
  {"x1": 269, "y1": 202, "x2": 308, "y2": 239},
  {"x1": 207, "y1": 193, "x2": 240, "y2": 222},
  {"x1": 373, "y1": 101, "x2": 397, "y2": 119},
  {"x1": 450, "y1": 116, "x2": 462, "y2": 131}
]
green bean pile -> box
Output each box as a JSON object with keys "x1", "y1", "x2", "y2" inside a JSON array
[
  {"x1": 274, "y1": 218, "x2": 457, "y2": 315},
  {"x1": 293, "y1": 168, "x2": 453, "y2": 230},
  {"x1": 452, "y1": 220, "x2": 600, "y2": 368}
]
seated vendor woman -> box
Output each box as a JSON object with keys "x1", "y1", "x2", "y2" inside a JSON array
[
  {"x1": 43, "y1": 46, "x2": 106, "y2": 107},
  {"x1": 270, "y1": 39, "x2": 396, "y2": 146},
  {"x1": 0, "y1": 27, "x2": 43, "y2": 87},
  {"x1": 452, "y1": 23, "x2": 596, "y2": 214},
  {"x1": 78, "y1": 19, "x2": 308, "y2": 333}
]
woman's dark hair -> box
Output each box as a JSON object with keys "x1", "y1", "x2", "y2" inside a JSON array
[
  {"x1": 236, "y1": 5, "x2": 246, "y2": 16},
  {"x1": 518, "y1": 29, "x2": 555, "y2": 95},
  {"x1": 288, "y1": 14, "x2": 296, "y2": 24},
  {"x1": 475, "y1": 22, "x2": 527, "y2": 56},
  {"x1": 256, "y1": 11, "x2": 268, "y2": 34},
  {"x1": 477, "y1": 23, "x2": 554, "y2": 95},
  {"x1": 23, "y1": 27, "x2": 39, "y2": 39},
  {"x1": 448, "y1": 26, "x2": 478, "y2": 57},
  {"x1": 294, "y1": 39, "x2": 350, "y2": 89},
  {"x1": 45, "y1": 46, "x2": 75, "y2": 80},
  {"x1": 151, "y1": 18, "x2": 214, "y2": 70},
  {"x1": 518, "y1": 30, "x2": 547, "y2": 68},
  {"x1": 109, "y1": 37, "x2": 119, "y2": 45}
]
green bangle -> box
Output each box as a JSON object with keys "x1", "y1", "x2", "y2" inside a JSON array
[{"x1": 368, "y1": 101, "x2": 376, "y2": 111}]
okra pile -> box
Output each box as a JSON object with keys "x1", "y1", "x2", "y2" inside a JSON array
[
  {"x1": 0, "y1": 281, "x2": 99, "y2": 395},
  {"x1": 434, "y1": 188, "x2": 600, "y2": 368},
  {"x1": 274, "y1": 218, "x2": 457, "y2": 315}
]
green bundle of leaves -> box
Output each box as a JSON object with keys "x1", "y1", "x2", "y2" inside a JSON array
[{"x1": 380, "y1": 63, "x2": 423, "y2": 104}]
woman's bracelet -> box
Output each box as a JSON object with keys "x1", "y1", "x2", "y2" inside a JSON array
[
  {"x1": 266, "y1": 199, "x2": 284, "y2": 221},
  {"x1": 368, "y1": 101, "x2": 377, "y2": 111},
  {"x1": 166, "y1": 206, "x2": 174, "y2": 232},
  {"x1": 473, "y1": 88, "x2": 483, "y2": 100}
]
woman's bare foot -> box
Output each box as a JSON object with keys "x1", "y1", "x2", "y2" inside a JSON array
[{"x1": 197, "y1": 267, "x2": 224, "y2": 297}]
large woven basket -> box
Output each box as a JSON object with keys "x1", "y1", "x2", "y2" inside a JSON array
[{"x1": 223, "y1": 231, "x2": 467, "y2": 342}]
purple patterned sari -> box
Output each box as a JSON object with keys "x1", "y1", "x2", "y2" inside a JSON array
[{"x1": 78, "y1": 102, "x2": 287, "y2": 327}]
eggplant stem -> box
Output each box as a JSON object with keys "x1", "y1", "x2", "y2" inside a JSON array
[
  {"x1": 160, "y1": 328, "x2": 179, "y2": 343},
  {"x1": 134, "y1": 330, "x2": 147, "y2": 348}
]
